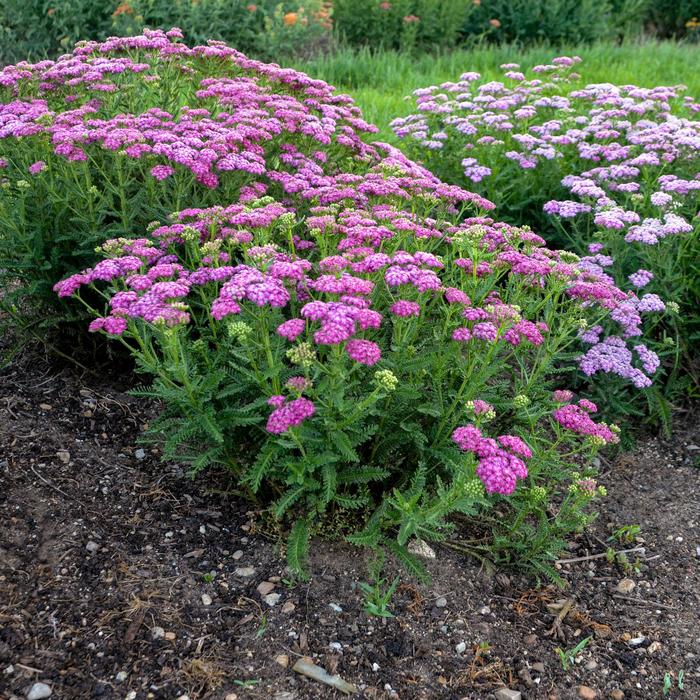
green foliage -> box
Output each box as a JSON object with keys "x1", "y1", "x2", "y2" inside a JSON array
[
  {"x1": 333, "y1": 0, "x2": 473, "y2": 52},
  {"x1": 555, "y1": 636, "x2": 592, "y2": 671},
  {"x1": 0, "y1": 0, "x2": 332, "y2": 65},
  {"x1": 464, "y1": 0, "x2": 617, "y2": 45}
]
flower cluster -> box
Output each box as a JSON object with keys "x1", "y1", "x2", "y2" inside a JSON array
[
  {"x1": 392, "y1": 55, "x2": 699, "y2": 404},
  {"x1": 40, "y1": 34, "x2": 627, "y2": 577},
  {"x1": 452, "y1": 424, "x2": 531, "y2": 495}
]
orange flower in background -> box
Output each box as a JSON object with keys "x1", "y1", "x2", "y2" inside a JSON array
[
  {"x1": 379, "y1": 1, "x2": 392, "y2": 9},
  {"x1": 246, "y1": 3, "x2": 257, "y2": 11},
  {"x1": 112, "y1": 2, "x2": 134, "y2": 17},
  {"x1": 47, "y1": 7, "x2": 55, "y2": 16},
  {"x1": 472, "y1": 0, "x2": 481, "y2": 5},
  {"x1": 489, "y1": 18, "x2": 501, "y2": 28},
  {"x1": 283, "y1": 12, "x2": 298, "y2": 26},
  {"x1": 403, "y1": 14, "x2": 420, "y2": 23}
]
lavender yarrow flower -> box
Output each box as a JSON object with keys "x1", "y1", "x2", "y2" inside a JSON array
[
  {"x1": 28, "y1": 160, "x2": 46, "y2": 175},
  {"x1": 628, "y1": 269, "x2": 654, "y2": 288}
]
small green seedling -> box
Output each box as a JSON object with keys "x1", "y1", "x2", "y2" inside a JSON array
[
  {"x1": 555, "y1": 636, "x2": 592, "y2": 672},
  {"x1": 663, "y1": 670, "x2": 685, "y2": 696},
  {"x1": 609, "y1": 524, "x2": 641, "y2": 544},
  {"x1": 233, "y1": 679, "x2": 260, "y2": 689},
  {"x1": 202, "y1": 572, "x2": 215, "y2": 583},
  {"x1": 359, "y1": 576, "x2": 400, "y2": 618}
]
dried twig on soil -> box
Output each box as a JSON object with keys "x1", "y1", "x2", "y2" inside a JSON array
[
  {"x1": 612, "y1": 595, "x2": 675, "y2": 610},
  {"x1": 545, "y1": 598, "x2": 574, "y2": 640},
  {"x1": 555, "y1": 546, "x2": 645, "y2": 565},
  {"x1": 292, "y1": 657, "x2": 357, "y2": 695}
]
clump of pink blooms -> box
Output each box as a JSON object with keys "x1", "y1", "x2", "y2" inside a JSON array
[
  {"x1": 452, "y1": 424, "x2": 531, "y2": 495},
  {"x1": 43, "y1": 34, "x2": 644, "y2": 501},
  {"x1": 553, "y1": 400, "x2": 618, "y2": 444}
]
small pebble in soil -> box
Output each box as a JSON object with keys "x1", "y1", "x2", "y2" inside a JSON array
[
  {"x1": 329, "y1": 642, "x2": 342, "y2": 652},
  {"x1": 26, "y1": 683, "x2": 52, "y2": 700},
  {"x1": 479, "y1": 605, "x2": 491, "y2": 615},
  {"x1": 455, "y1": 642, "x2": 466, "y2": 654},
  {"x1": 151, "y1": 626, "x2": 165, "y2": 640},
  {"x1": 134, "y1": 448, "x2": 146, "y2": 460},
  {"x1": 494, "y1": 688, "x2": 521, "y2": 700},
  {"x1": 329, "y1": 603, "x2": 343, "y2": 613},
  {"x1": 577, "y1": 686, "x2": 598, "y2": 699},
  {"x1": 234, "y1": 566, "x2": 256, "y2": 577},
  {"x1": 281, "y1": 601, "x2": 295, "y2": 614},
  {"x1": 531, "y1": 662, "x2": 545, "y2": 674},
  {"x1": 232, "y1": 550, "x2": 244, "y2": 560},
  {"x1": 610, "y1": 690, "x2": 625, "y2": 700},
  {"x1": 264, "y1": 593, "x2": 281, "y2": 607},
  {"x1": 435, "y1": 597, "x2": 447, "y2": 608},
  {"x1": 584, "y1": 660, "x2": 598, "y2": 671},
  {"x1": 372, "y1": 663, "x2": 380, "y2": 672},
  {"x1": 85, "y1": 541, "x2": 99, "y2": 553},
  {"x1": 115, "y1": 671, "x2": 127, "y2": 682},
  {"x1": 616, "y1": 578, "x2": 636, "y2": 594},
  {"x1": 257, "y1": 581, "x2": 275, "y2": 596},
  {"x1": 275, "y1": 654, "x2": 289, "y2": 668},
  {"x1": 201, "y1": 594, "x2": 212, "y2": 606}
]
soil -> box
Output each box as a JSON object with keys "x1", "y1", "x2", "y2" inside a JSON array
[{"x1": 1, "y1": 344, "x2": 699, "y2": 700}]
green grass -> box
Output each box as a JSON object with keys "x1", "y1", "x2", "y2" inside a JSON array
[{"x1": 293, "y1": 42, "x2": 700, "y2": 139}]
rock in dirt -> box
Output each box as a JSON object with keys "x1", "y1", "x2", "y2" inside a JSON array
[
  {"x1": 56, "y1": 450, "x2": 70, "y2": 464},
  {"x1": 232, "y1": 550, "x2": 244, "y2": 560},
  {"x1": 234, "y1": 566, "x2": 256, "y2": 577},
  {"x1": 85, "y1": 541, "x2": 99, "y2": 553},
  {"x1": 616, "y1": 578, "x2": 636, "y2": 594},
  {"x1": 407, "y1": 538, "x2": 436, "y2": 558},
  {"x1": 329, "y1": 603, "x2": 343, "y2": 613},
  {"x1": 275, "y1": 654, "x2": 289, "y2": 668},
  {"x1": 281, "y1": 601, "x2": 295, "y2": 614},
  {"x1": 610, "y1": 691, "x2": 625, "y2": 700},
  {"x1": 455, "y1": 641, "x2": 466, "y2": 654},
  {"x1": 577, "y1": 686, "x2": 598, "y2": 699},
  {"x1": 151, "y1": 626, "x2": 165, "y2": 640},
  {"x1": 495, "y1": 689, "x2": 521, "y2": 700},
  {"x1": 435, "y1": 597, "x2": 447, "y2": 608},
  {"x1": 134, "y1": 448, "x2": 146, "y2": 460},
  {"x1": 264, "y1": 593, "x2": 281, "y2": 607},
  {"x1": 257, "y1": 581, "x2": 275, "y2": 596},
  {"x1": 201, "y1": 594, "x2": 212, "y2": 606},
  {"x1": 26, "y1": 683, "x2": 52, "y2": 700}
]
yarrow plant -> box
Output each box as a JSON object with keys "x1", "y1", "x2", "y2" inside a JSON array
[
  {"x1": 49, "y1": 35, "x2": 639, "y2": 579},
  {"x1": 392, "y1": 56, "x2": 700, "y2": 428},
  {"x1": 0, "y1": 27, "x2": 378, "y2": 334}
]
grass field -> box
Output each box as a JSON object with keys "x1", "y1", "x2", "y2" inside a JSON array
[{"x1": 294, "y1": 42, "x2": 700, "y2": 140}]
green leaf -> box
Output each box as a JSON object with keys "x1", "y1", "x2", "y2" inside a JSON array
[
  {"x1": 320, "y1": 463, "x2": 337, "y2": 506},
  {"x1": 386, "y1": 540, "x2": 428, "y2": 583},
  {"x1": 287, "y1": 520, "x2": 310, "y2": 580}
]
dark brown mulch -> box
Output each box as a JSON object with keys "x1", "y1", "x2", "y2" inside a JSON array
[{"x1": 1, "y1": 346, "x2": 698, "y2": 700}]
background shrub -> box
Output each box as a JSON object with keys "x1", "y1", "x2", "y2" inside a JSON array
[{"x1": 332, "y1": 0, "x2": 472, "y2": 52}]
